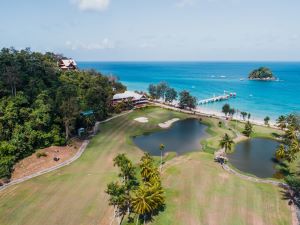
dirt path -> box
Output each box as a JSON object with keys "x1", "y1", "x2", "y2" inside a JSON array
[{"x1": 0, "y1": 110, "x2": 134, "y2": 192}]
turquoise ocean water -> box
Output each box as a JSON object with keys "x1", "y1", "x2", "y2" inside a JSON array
[{"x1": 78, "y1": 62, "x2": 300, "y2": 121}]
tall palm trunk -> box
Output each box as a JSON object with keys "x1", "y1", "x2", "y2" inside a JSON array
[
  {"x1": 160, "y1": 151, "x2": 163, "y2": 172},
  {"x1": 136, "y1": 215, "x2": 140, "y2": 225}
]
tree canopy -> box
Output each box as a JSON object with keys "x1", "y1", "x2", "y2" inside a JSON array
[
  {"x1": 248, "y1": 67, "x2": 275, "y2": 80},
  {"x1": 179, "y1": 90, "x2": 197, "y2": 109},
  {"x1": 0, "y1": 48, "x2": 122, "y2": 179}
]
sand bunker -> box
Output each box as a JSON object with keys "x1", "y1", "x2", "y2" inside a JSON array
[
  {"x1": 134, "y1": 117, "x2": 149, "y2": 123},
  {"x1": 159, "y1": 118, "x2": 180, "y2": 128}
]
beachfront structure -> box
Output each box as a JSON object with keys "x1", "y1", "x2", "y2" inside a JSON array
[
  {"x1": 199, "y1": 92, "x2": 236, "y2": 105},
  {"x1": 58, "y1": 58, "x2": 78, "y2": 70},
  {"x1": 112, "y1": 91, "x2": 148, "y2": 106}
]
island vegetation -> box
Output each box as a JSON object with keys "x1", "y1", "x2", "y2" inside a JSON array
[
  {"x1": 248, "y1": 67, "x2": 276, "y2": 80},
  {"x1": 148, "y1": 82, "x2": 197, "y2": 109},
  {"x1": 0, "y1": 47, "x2": 125, "y2": 180}
]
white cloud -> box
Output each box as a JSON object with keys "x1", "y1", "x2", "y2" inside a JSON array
[
  {"x1": 66, "y1": 38, "x2": 115, "y2": 50},
  {"x1": 175, "y1": 0, "x2": 195, "y2": 7},
  {"x1": 72, "y1": 0, "x2": 110, "y2": 12}
]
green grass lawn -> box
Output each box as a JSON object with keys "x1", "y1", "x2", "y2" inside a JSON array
[
  {"x1": 228, "y1": 120, "x2": 284, "y2": 139},
  {"x1": 0, "y1": 107, "x2": 292, "y2": 225}
]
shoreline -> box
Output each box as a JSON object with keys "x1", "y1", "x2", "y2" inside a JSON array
[{"x1": 151, "y1": 99, "x2": 278, "y2": 128}]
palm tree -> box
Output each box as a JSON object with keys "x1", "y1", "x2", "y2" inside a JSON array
[
  {"x1": 222, "y1": 104, "x2": 230, "y2": 116},
  {"x1": 140, "y1": 161, "x2": 153, "y2": 182},
  {"x1": 159, "y1": 144, "x2": 165, "y2": 172},
  {"x1": 241, "y1": 112, "x2": 247, "y2": 120},
  {"x1": 275, "y1": 144, "x2": 286, "y2": 160},
  {"x1": 243, "y1": 121, "x2": 253, "y2": 137},
  {"x1": 285, "y1": 126, "x2": 297, "y2": 143},
  {"x1": 132, "y1": 184, "x2": 164, "y2": 225},
  {"x1": 290, "y1": 139, "x2": 300, "y2": 155},
  {"x1": 247, "y1": 113, "x2": 251, "y2": 121},
  {"x1": 106, "y1": 182, "x2": 126, "y2": 225},
  {"x1": 219, "y1": 133, "x2": 234, "y2": 153},
  {"x1": 264, "y1": 116, "x2": 270, "y2": 126},
  {"x1": 276, "y1": 115, "x2": 286, "y2": 130}
]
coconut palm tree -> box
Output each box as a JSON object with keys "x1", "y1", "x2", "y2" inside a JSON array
[
  {"x1": 132, "y1": 186, "x2": 153, "y2": 225},
  {"x1": 243, "y1": 121, "x2": 253, "y2": 137},
  {"x1": 219, "y1": 133, "x2": 234, "y2": 153},
  {"x1": 277, "y1": 115, "x2": 286, "y2": 130},
  {"x1": 140, "y1": 162, "x2": 153, "y2": 182},
  {"x1": 159, "y1": 144, "x2": 165, "y2": 172},
  {"x1": 285, "y1": 126, "x2": 297, "y2": 143},
  {"x1": 132, "y1": 184, "x2": 164, "y2": 225},
  {"x1": 241, "y1": 112, "x2": 248, "y2": 120},
  {"x1": 275, "y1": 144, "x2": 286, "y2": 160},
  {"x1": 290, "y1": 139, "x2": 300, "y2": 155},
  {"x1": 264, "y1": 116, "x2": 270, "y2": 126}
]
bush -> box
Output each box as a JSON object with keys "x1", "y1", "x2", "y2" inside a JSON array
[
  {"x1": 218, "y1": 121, "x2": 222, "y2": 127},
  {"x1": 0, "y1": 156, "x2": 15, "y2": 179},
  {"x1": 36, "y1": 152, "x2": 48, "y2": 158}
]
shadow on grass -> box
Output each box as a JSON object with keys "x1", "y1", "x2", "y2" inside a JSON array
[
  {"x1": 271, "y1": 132, "x2": 282, "y2": 138},
  {"x1": 280, "y1": 188, "x2": 297, "y2": 207},
  {"x1": 126, "y1": 204, "x2": 166, "y2": 225},
  {"x1": 273, "y1": 159, "x2": 294, "y2": 179}
]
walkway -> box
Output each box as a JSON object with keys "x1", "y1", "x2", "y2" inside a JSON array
[{"x1": 0, "y1": 110, "x2": 133, "y2": 192}]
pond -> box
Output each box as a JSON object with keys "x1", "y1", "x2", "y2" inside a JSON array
[
  {"x1": 227, "y1": 138, "x2": 280, "y2": 178},
  {"x1": 133, "y1": 119, "x2": 207, "y2": 156}
]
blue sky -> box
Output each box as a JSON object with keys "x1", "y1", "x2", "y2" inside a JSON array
[{"x1": 1, "y1": 0, "x2": 300, "y2": 61}]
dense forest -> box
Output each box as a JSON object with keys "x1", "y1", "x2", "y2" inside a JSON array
[{"x1": 0, "y1": 48, "x2": 126, "y2": 179}]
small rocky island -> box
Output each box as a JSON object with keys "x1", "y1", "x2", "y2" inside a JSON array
[{"x1": 248, "y1": 67, "x2": 276, "y2": 80}]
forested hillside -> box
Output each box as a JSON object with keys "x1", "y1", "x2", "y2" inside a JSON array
[{"x1": 0, "y1": 48, "x2": 125, "y2": 179}]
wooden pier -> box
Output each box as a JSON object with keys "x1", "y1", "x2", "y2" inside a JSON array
[{"x1": 199, "y1": 91, "x2": 236, "y2": 105}]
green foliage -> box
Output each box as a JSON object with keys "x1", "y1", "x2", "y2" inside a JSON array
[
  {"x1": 219, "y1": 133, "x2": 234, "y2": 153},
  {"x1": 274, "y1": 118, "x2": 300, "y2": 163},
  {"x1": 107, "y1": 153, "x2": 165, "y2": 225},
  {"x1": 0, "y1": 155, "x2": 15, "y2": 179},
  {"x1": 148, "y1": 84, "x2": 158, "y2": 99},
  {"x1": 241, "y1": 111, "x2": 248, "y2": 120},
  {"x1": 243, "y1": 121, "x2": 253, "y2": 137},
  {"x1": 222, "y1": 104, "x2": 230, "y2": 116},
  {"x1": 276, "y1": 115, "x2": 287, "y2": 130},
  {"x1": 156, "y1": 82, "x2": 168, "y2": 100},
  {"x1": 275, "y1": 144, "x2": 286, "y2": 160},
  {"x1": 36, "y1": 152, "x2": 48, "y2": 158},
  {"x1": 179, "y1": 90, "x2": 197, "y2": 109},
  {"x1": 222, "y1": 104, "x2": 236, "y2": 117},
  {"x1": 264, "y1": 116, "x2": 270, "y2": 126},
  {"x1": 165, "y1": 87, "x2": 177, "y2": 103},
  {"x1": 248, "y1": 67, "x2": 275, "y2": 80},
  {"x1": 0, "y1": 48, "x2": 120, "y2": 179}
]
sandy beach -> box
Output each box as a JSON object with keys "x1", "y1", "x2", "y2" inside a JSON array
[{"x1": 151, "y1": 99, "x2": 278, "y2": 128}]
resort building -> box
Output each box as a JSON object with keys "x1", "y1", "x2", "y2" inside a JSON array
[
  {"x1": 58, "y1": 58, "x2": 78, "y2": 70},
  {"x1": 112, "y1": 91, "x2": 148, "y2": 106}
]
